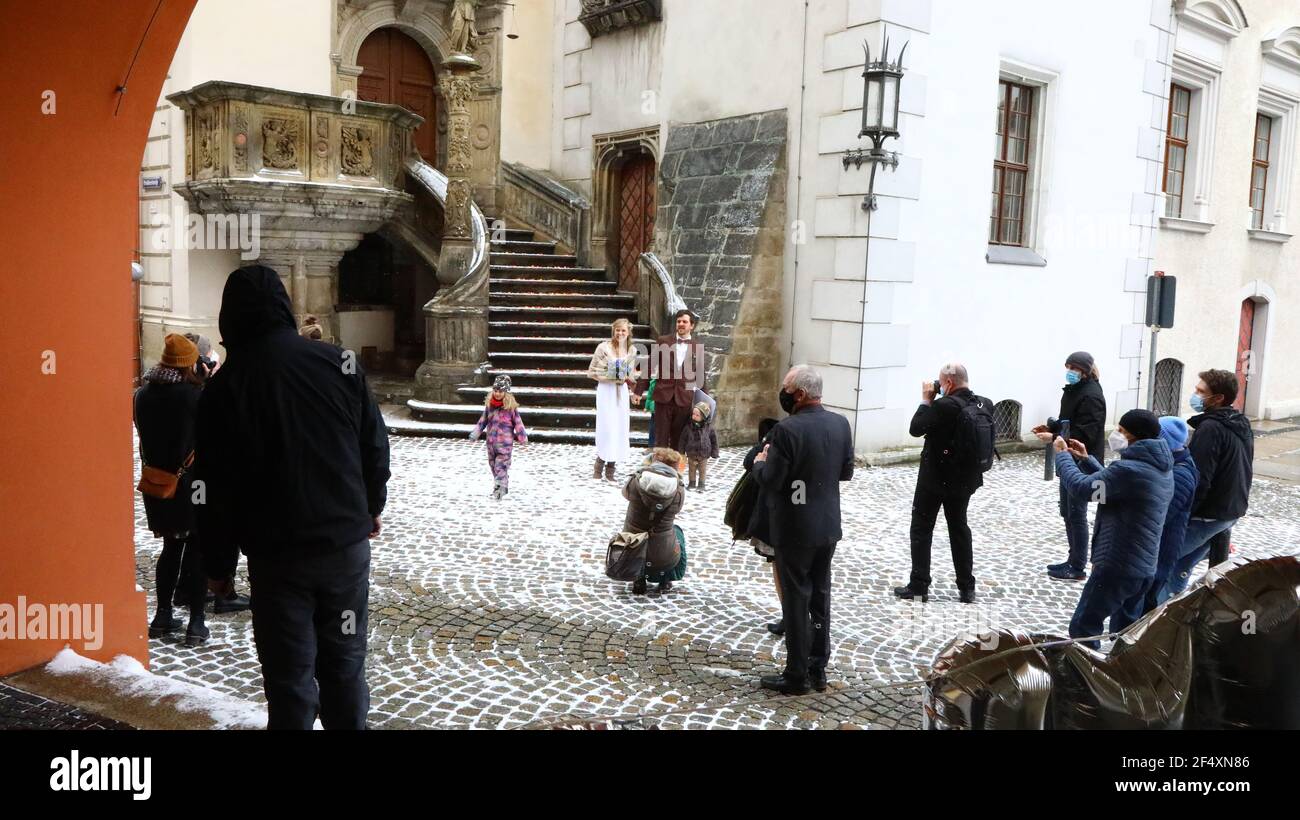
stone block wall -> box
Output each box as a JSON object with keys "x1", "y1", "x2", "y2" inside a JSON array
[{"x1": 656, "y1": 110, "x2": 787, "y2": 445}]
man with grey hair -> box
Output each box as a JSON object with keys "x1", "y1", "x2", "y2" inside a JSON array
[
  {"x1": 751, "y1": 364, "x2": 854, "y2": 695},
  {"x1": 894, "y1": 362, "x2": 992, "y2": 604}
]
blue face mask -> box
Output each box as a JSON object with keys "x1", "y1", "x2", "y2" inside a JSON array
[
  {"x1": 1065, "y1": 370, "x2": 1081, "y2": 386},
  {"x1": 1190, "y1": 394, "x2": 1205, "y2": 413}
]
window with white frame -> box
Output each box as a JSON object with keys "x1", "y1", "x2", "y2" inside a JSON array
[
  {"x1": 1254, "y1": 28, "x2": 1300, "y2": 239},
  {"x1": 986, "y1": 60, "x2": 1055, "y2": 263},
  {"x1": 1162, "y1": 0, "x2": 1243, "y2": 228}
]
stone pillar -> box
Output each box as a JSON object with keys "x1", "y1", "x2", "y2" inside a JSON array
[
  {"x1": 435, "y1": 54, "x2": 482, "y2": 287},
  {"x1": 415, "y1": 53, "x2": 489, "y2": 404},
  {"x1": 258, "y1": 231, "x2": 361, "y2": 343}
]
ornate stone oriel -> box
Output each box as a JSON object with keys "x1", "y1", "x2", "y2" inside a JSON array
[
  {"x1": 341, "y1": 126, "x2": 375, "y2": 176},
  {"x1": 262, "y1": 117, "x2": 300, "y2": 170}
]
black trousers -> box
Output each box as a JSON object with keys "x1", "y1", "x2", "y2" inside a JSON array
[
  {"x1": 774, "y1": 542, "x2": 836, "y2": 682},
  {"x1": 155, "y1": 534, "x2": 206, "y2": 628},
  {"x1": 654, "y1": 400, "x2": 692, "y2": 452},
  {"x1": 248, "y1": 540, "x2": 371, "y2": 730},
  {"x1": 909, "y1": 484, "x2": 975, "y2": 592},
  {"x1": 1208, "y1": 528, "x2": 1231, "y2": 565}
]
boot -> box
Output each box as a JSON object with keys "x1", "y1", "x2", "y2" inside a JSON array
[
  {"x1": 604, "y1": 461, "x2": 616, "y2": 482},
  {"x1": 594, "y1": 458, "x2": 605, "y2": 480},
  {"x1": 148, "y1": 610, "x2": 182, "y2": 638}
]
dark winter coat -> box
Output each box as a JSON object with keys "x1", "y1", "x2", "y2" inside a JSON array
[
  {"x1": 622, "y1": 465, "x2": 685, "y2": 571},
  {"x1": 1055, "y1": 437, "x2": 1175, "y2": 578},
  {"x1": 1154, "y1": 447, "x2": 1200, "y2": 589},
  {"x1": 739, "y1": 431, "x2": 777, "y2": 544},
  {"x1": 679, "y1": 418, "x2": 719, "y2": 459},
  {"x1": 1049, "y1": 377, "x2": 1106, "y2": 465},
  {"x1": 196, "y1": 265, "x2": 391, "y2": 561},
  {"x1": 134, "y1": 379, "x2": 202, "y2": 537},
  {"x1": 1187, "y1": 407, "x2": 1254, "y2": 521},
  {"x1": 751, "y1": 404, "x2": 854, "y2": 550},
  {"x1": 910, "y1": 387, "x2": 983, "y2": 494}
]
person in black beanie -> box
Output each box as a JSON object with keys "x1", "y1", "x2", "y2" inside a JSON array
[
  {"x1": 1053, "y1": 408, "x2": 1173, "y2": 649},
  {"x1": 1033, "y1": 351, "x2": 1106, "y2": 581}
]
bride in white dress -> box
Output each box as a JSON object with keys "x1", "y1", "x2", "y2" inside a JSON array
[{"x1": 587, "y1": 318, "x2": 638, "y2": 481}]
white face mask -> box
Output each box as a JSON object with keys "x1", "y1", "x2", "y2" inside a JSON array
[{"x1": 1108, "y1": 430, "x2": 1129, "y2": 453}]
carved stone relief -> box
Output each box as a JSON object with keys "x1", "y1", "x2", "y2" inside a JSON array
[
  {"x1": 313, "y1": 115, "x2": 331, "y2": 178},
  {"x1": 262, "y1": 117, "x2": 301, "y2": 170},
  {"x1": 341, "y1": 126, "x2": 376, "y2": 176},
  {"x1": 232, "y1": 103, "x2": 250, "y2": 173},
  {"x1": 196, "y1": 107, "x2": 218, "y2": 172}
]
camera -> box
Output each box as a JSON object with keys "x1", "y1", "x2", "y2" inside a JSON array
[{"x1": 931, "y1": 380, "x2": 941, "y2": 396}]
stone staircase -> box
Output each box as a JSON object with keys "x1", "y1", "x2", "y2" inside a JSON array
[{"x1": 396, "y1": 220, "x2": 653, "y2": 446}]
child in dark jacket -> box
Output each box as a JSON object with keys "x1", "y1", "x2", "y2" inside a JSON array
[
  {"x1": 1146, "y1": 416, "x2": 1200, "y2": 612},
  {"x1": 678, "y1": 401, "x2": 720, "y2": 490},
  {"x1": 469, "y1": 375, "x2": 528, "y2": 499}
]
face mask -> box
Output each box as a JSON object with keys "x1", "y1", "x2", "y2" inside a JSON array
[
  {"x1": 779, "y1": 389, "x2": 797, "y2": 415},
  {"x1": 1065, "y1": 370, "x2": 1081, "y2": 386},
  {"x1": 1189, "y1": 394, "x2": 1205, "y2": 413},
  {"x1": 1108, "y1": 430, "x2": 1129, "y2": 453}
]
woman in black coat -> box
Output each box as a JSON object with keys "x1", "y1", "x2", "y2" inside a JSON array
[
  {"x1": 743, "y1": 418, "x2": 782, "y2": 634},
  {"x1": 135, "y1": 334, "x2": 209, "y2": 646},
  {"x1": 1033, "y1": 351, "x2": 1107, "y2": 581}
]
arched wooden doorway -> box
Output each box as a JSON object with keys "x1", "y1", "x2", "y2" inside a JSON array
[
  {"x1": 356, "y1": 27, "x2": 438, "y2": 162},
  {"x1": 615, "y1": 153, "x2": 656, "y2": 292},
  {"x1": 1235, "y1": 298, "x2": 1256, "y2": 412}
]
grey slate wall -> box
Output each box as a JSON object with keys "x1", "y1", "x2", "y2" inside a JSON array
[{"x1": 656, "y1": 109, "x2": 788, "y2": 443}]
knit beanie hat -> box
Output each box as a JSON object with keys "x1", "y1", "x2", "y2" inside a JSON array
[
  {"x1": 1119, "y1": 408, "x2": 1161, "y2": 441},
  {"x1": 299, "y1": 315, "x2": 325, "y2": 340},
  {"x1": 183, "y1": 332, "x2": 212, "y2": 359},
  {"x1": 1065, "y1": 351, "x2": 1095, "y2": 373},
  {"x1": 693, "y1": 401, "x2": 712, "y2": 420},
  {"x1": 1158, "y1": 415, "x2": 1190, "y2": 452},
  {"x1": 160, "y1": 333, "x2": 199, "y2": 369},
  {"x1": 493, "y1": 374, "x2": 513, "y2": 393}
]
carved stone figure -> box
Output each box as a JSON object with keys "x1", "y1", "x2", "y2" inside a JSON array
[
  {"x1": 341, "y1": 126, "x2": 375, "y2": 176},
  {"x1": 262, "y1": 117, "x2": 300, "y2": 170},
  {"x1": 449, "y1": 0, "x2": 479, "y2": 55}
]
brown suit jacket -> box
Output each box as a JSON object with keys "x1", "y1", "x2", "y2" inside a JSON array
[{"x1": 635, "y1": 334, "x2": 706, "y2": 408}]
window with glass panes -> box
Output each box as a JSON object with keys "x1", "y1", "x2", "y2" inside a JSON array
[
  {"x1": 1250, "y1": 113, "x2": 1272, "y2": 230},
  {"x1": 990, "y1": 80, "x2": 1034, "y2": 246},
  {"x1": 1163, "y1": 84, "x2": 1191, "y2": 218}
]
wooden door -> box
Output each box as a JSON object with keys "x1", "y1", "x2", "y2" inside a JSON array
[
  {"x1": 1234, "y1": 298, "x2": 1255, "y2": 412},
  {"x1": 616, "y1": 154, "x2": 656, "y2": 292},
  {"x1": 357, "y1": 28, "x2": 437, "y2": 162}
]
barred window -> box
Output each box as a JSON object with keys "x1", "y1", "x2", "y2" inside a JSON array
[
  {"x1": 1153, "y1": 358, "x2": 1184, "y2": 417},
  {"x1": 992, "y1": 399, "x2": 1022, "y2": 443}
]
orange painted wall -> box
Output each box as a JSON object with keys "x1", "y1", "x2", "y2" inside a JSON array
[{"x1": 0, "y1": 1, "x2": 198, "y2": 675}]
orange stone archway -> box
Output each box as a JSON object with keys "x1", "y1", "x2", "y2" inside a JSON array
[{"x1": 0, "y1": 1, "x2": 199, "y2": 675}]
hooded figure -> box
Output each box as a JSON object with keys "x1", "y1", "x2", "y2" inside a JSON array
[{"x1": 195, "y1": 265, "x2": 390, "y2": 730}]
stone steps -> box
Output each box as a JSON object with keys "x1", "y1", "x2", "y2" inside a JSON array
[{"x1": 392, "y1": 215, "x2": 650, "y2": 443}]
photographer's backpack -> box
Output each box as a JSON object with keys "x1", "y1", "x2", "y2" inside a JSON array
[{"x1": 954, "y1": 394, "x2": 998, "y2": 474}]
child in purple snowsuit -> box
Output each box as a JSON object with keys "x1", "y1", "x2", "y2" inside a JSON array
[{"x1": 469, "y1": 374, "x2": 528, "y2": 499}]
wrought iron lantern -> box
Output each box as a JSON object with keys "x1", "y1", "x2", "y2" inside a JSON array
[{"x1": 844, "y1": 37, "x2": 907, "y2": 174}]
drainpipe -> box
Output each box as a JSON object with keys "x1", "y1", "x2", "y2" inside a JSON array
[{"x1": 787, "y1": 0, "x2": 810, "y2": 368}]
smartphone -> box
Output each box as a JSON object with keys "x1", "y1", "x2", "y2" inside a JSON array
[
  {"x1": 1059, "y1": 419, "x2": 1071, "y2": 442},
  {"x1": 932, "y1": 380, "x2": 941, "y2": 396}
]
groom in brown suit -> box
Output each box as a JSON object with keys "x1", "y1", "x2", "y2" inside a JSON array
[{"x1": 633, "y1": 309, "x2": 706, "y2": 451}]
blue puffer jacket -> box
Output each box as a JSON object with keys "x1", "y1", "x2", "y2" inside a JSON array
[
  {"x1": 1055, "y1": 438, "x2": 1174, "y2": 578},
  {"x1": 1153, "y1": 447, "x2": 1200, "y2": 589}
]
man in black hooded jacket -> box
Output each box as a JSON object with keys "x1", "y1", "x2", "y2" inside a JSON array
[
  {"x1": 197, "y1": 265, "x2": 390, "y2": 730},
  {"x1": 1157, "y1": 368, "x2": 1253, "y2": 602}
]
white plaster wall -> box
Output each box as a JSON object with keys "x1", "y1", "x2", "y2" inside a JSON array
[
  {"x1": 501, "y1": 0, "x2": 556, "y2": 168},
  {"x1": 1153, "y1": 0, "x2": 1300, "y2": 421},
  {"x1": 791, "y1": 0, "x2": 1163, "y2": 451}
]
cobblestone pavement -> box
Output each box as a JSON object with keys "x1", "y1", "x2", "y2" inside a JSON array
[
  {"x1": 135, "y1": 437, "x2": 1300, "y2": 729},
  {"x1": 0, "y1": 683, "x2": 135, "y2": 730}
]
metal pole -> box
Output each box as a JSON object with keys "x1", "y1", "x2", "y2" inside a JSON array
[
  {"x1": 851, "y1": 161, "x2": 879, "y2": 448},
  {"x1": 1146, "y1": 326, "x2": 1158, "y2": 410}
]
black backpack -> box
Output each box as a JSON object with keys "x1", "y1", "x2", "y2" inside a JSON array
[{"x1": 952, "y1": 394, "x2": 998, "y2": 474}]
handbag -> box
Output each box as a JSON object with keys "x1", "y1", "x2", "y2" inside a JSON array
[
  {"x1": 605, "y1": 530, "x2": 650, "y2": 582},
  {"x1": 138, "y1": 451, "x2": 194, "y2": 500}
]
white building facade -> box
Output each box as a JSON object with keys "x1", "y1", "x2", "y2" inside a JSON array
[{"x1": 137, "y1": 0, "x2": 1300, "y2": 452}]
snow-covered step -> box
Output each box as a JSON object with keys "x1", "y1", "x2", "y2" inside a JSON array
[
  {"x1": 459, "y1": 384, "x2": 597, "y2": 407},
  {"x1": 489, "y1": 239, "x2": 558, "y2": 253},
  {"x1": 489, "y1": 278, "x2": 618, "y2": 294},
  {"x1": 490, "y1": 265, "x2": 607, "y2": 280},
  {"x1": 491, "y1": 291, "x2": 636, "y2": 307},
  {"x1": 385, "y1": 412, "x2": 650, "y2": 445},
  {"x1": 488, "y1": 320, "x2": 654, "y2": 339},
  {"x1": 490, "y1": 252, "x2": 577, "y2": 267}
]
